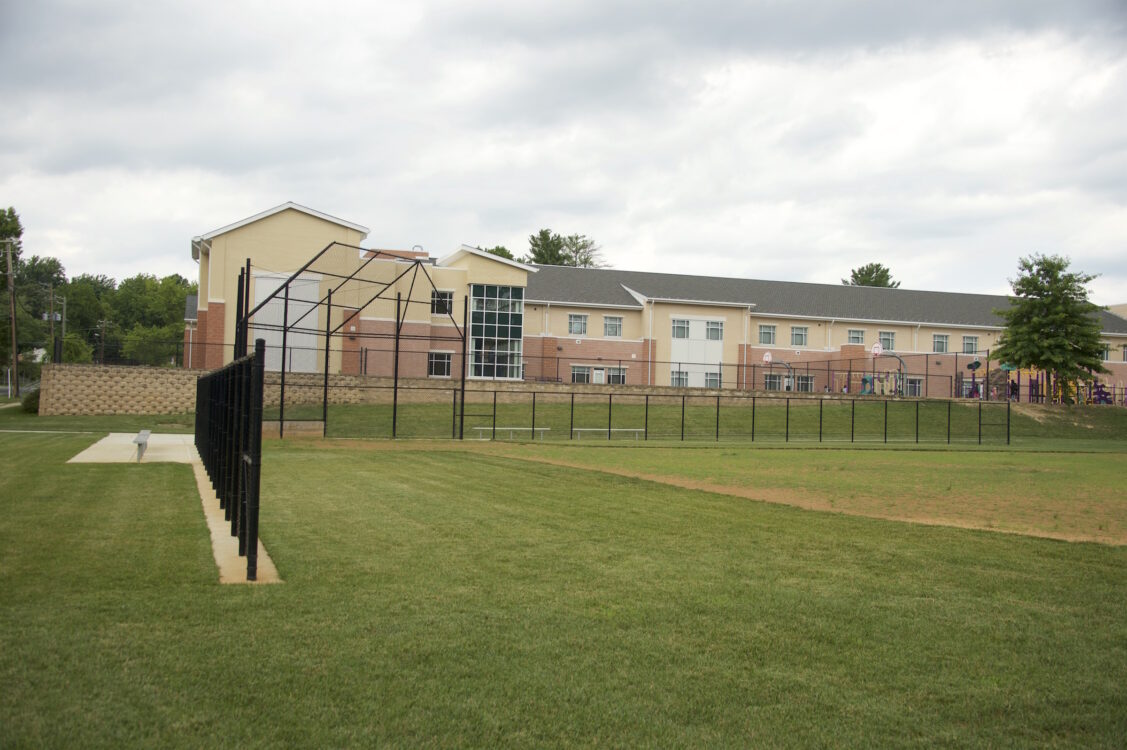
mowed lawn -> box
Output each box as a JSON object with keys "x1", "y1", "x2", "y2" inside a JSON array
[{"x1": 2, "y1": 433, "x2": 1126, "y2": 748}]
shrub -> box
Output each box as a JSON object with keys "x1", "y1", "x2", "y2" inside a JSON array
[{"x1": 21, "y1": 388, "x2": 39, "y2": 414}]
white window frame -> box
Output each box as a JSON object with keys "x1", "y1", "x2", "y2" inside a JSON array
[
  {"x1": 758, "y1": 325, "x2": 775, "y2": 345},
  {"x1": 672, "y1": 319, "x2": 689, "y2": 339},
  {"x1": 1102, "y1": 345, "x2": 1111, "y2": 362},
  {"x1": 847, "y1": 329, "x2": 864, "y2": 345},
  {"x1": 671, "y1": 370, "x2": 688, "y2": 387},
  {"x1": 568, "y1": 314, "x2": 588, "y2": 336},
  {"x1": 706, "y1": 321, "x2": 724, "y2": 341},
  {"x1": 571, "y1": 365, "x2": 591, "y2": 384},
  {"x1": 607, "y1": 367, "x2": 626, "y2": 385},
  {"x1": 879, "y1": 331, "x2": 895, "y2": 351},
  {"x1": 704, "y1": 371, "x2": 721, "y2": 389},
  {"x1": 795, "y1": 375, "x2": 815, "y2": 392},
  {"x1": 764, "y1": 373, "x2": 782, "y2": 391},
  {"x1": 604, "y1": 316, "x2": 623, "y2": 338},
  {"x1": 427, "y1": 351, "x2": 452, "y2": 378},
  {"x1": 791, "y1": 326, "x2": 808, "y2": 347},
  {"x1": 933, "y1": 334, "x2": 948, "y2": 353},
  {"x1": 906, "y1": 377, "x2": 923, "y2": 397},
  {"x1": 962, "y1": 335, "x2": 978, "y2": 354},
  {"x1": 430, "y1": 290, "x2": 453, "y2": 316}
]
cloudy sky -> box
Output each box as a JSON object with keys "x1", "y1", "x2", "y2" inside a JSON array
[{"x1": 3, "y1": 0, "x2": 1126, "y2": 304}]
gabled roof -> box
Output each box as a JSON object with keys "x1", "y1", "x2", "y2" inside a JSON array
[
  {"x1": 438, "y1": 244, "x2": 538, "y2": 273},
  {"x1": 525, "y1": 265, "x2": 1127, "y2": 334},
  {"x1": 195, "y1": 202, "x2": 370, "y2": 242}
]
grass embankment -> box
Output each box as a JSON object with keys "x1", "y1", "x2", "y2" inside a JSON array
[{"x1": 2, "y1": 434, "x2": 1126, "y2": 746}]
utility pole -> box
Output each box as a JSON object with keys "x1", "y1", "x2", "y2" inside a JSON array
[
  {"x1": 4, "y1": 239, "x2": 16, "y2": 397},
  {"x1": 48, "y1": 282, "x2": 55, "y2": 345}
]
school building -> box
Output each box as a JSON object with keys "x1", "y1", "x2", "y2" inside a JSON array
[{"x1": 186, "y1": 203, "x2": 1127, "y2": 398}]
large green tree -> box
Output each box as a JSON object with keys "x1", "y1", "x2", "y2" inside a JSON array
[
  {"x1": 0, "y1": 207, "x2": 22, "y2": 267},
  {"x1": 991, "y1": 254, "x2": 1109, "y2": 400},
  {"x1": 842, "y1": 263, "x2": 899, "y2": 288},
  {"x1": 525, "y1": 229, "x2": 568, "y2": 265}
]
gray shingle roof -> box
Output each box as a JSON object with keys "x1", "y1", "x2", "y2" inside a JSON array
[{"x1": 525, "y1": 266, "x2": 1127, "y2": 334}]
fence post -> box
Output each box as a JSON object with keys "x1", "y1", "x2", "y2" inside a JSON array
[
  {"x1": 1006, "y1": 400, "x2": 1011, "y2": 445},
  {"x1": 681, "y1": 395, "x2": 686, "y2": 441},
  {"x1": 607, "y1": 393, "x2": 613, "y2": 441},
  {"x1": 279, "y1": 282, "x2": 289, "y2": 439},
  {"x1": 532, "y1": 391, "x2": 537, "y2": 438},
  {"x1": 947, "y1": 400, "x2": 951, "y2": 444},
  {"x1": 569, "y1": 393, "x2": 574, "y2": 439},
  {"x1": 819, "y1": 398, "x2": 823, "y2": 443},
  {"x1": 459, "y1": 295, "x2": 468, "y2": 440},
  {"x1": 785, "y1": 397, "x2": 790, "y2": 442},
  {"x1": 851, "y1": 399, "x2": 855, "y2": 443},
  {"x1": 915, "y1": 400, "x2": 919, "y2": 444},
  {"x1": 492, "y1": 390, "x2": 497, "y2": 440},
  {"x1": 245, "y1": 338, "x2": 265, "y2": 581},
  {"x1": 883, "y1": 399, "x2": 888, "y2": 444},
  {"x1": 978, "y1": 400, "x2": 982, "y2": 445},
  {"x1": 644, "y1": 395, "x2": 649, "y2": 441},
  {"x1": 752, "y1": 396, "x2": 756, "y2": 442},
  {"x1": 715, "y1": 395, "x2": 720, "y2": 441}
]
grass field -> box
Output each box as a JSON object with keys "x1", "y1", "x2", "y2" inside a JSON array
[{"x1": 2, "y1": 429, "x2": 1125, "y2": 747}]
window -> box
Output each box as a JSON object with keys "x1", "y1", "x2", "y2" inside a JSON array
[
  {"x1": 604, "y1": 316, "x2": 622, "y2": 338},
  {"x1": 671, "y1": 370, "x2": 688, "y2": 387},
  {"x1": 469, "y1": 284, "x2": 523, "y2": 379},
  {"x1": 568, "y1": 314, "x2": 587, "y2": 336},
  {"x1": 847, "y1": 329, "x2": 864, "y2": 344},
  {"x1": 791, "y1": 326, "x2": 808, "y2": 347},
  {"x1": 571, "y1": 366, "x2": 591, "y2": 384},
  {"x1": 1102, "y1": 345, "x2": 1111, "y2": 362},
  {"x1": 796, "y1": 375, "x2": 815, "y2": 392},
  {"x1": 607, "y1": 367, "x2": 626, "y2": 385},
  {"x1": 933, "y1": 334, "x2": 948, "y2": 353},
  {"x1": 759, "y1": 325, "x2": 775, "y2": 345},
  {"x1": 430, "y1": 290, "x2": 453, "y2": 315},
  {"x1": 906, "y1": 377, "x2": 923, "y2": 397},
  {"x1": 427, "y1": 352, "x2": 451, "y2": 378},
  {"x1": 962, "y1": 335, "x2": 978, "y2": 354},
  {"x1": 672, "y1": 319, "x2": 689, "y2": 339},
  {"x1": 705, "y1": 372, "x2": 721, "y2": 389},
  {"x1": 764, "y1": 373, "x2": 782, "y2": 391},
  {"x1": 879, "y1": 331, "x2": 895, "y2": 351},
  {"x1": 706, "y1": 321, "x2": 723, "y2": 341}
]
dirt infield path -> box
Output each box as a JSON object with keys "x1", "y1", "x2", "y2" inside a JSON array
[{"x1": 487, "y1": 449, "x2": 1127, "y2": 546}]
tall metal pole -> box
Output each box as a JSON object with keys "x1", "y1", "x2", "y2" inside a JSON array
[
  {"x1": 459, "y1": 295, "x2": 468, "y2": 440},
  {"x1": 323, "y1": 288, "x2": 332, "y2": 438},
  {"x1": 5, "y1": 240, "x2": 17, "y2": 397},
  {"x1": 392, "y1": 293, "x2": 401, "y2": 439}
]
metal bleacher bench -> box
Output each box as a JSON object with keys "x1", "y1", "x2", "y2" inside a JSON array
[
  {"x1": 472, "y1": 426, "x2": 551, "y2": 440},
  {"x1": 133, "y1": 430, "x2": 152, "y2": 463},
  {"x1": 571, "y1": 428, "x2": 645, "y2": 440}
]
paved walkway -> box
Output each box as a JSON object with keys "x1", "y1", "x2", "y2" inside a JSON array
[{"x1": 68, "y1": 433, "x2": 281, "y2": 584}]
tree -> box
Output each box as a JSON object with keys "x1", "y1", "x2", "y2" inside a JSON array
[
  {"x1": 562, "y1": 234, "x2": 605, "y2": 268},
  {"x1": 525, "y1": 229, "x2": 568, "y2": 265},
  {"x1": 482, "y1": 245, "x2": 514, "y2": 260},
  {"x1": 0, "y1": 207, "x2": 22, "y2": 268},
  {"x1": 524, "y1": 229, "x2": 606, "y2": 267},
  {"x1": 991, "y1": 254, "x2": 1109, "y2": 402},
  {"x1": 843, "y1": 263, "x2": 899, "y2": 288}
]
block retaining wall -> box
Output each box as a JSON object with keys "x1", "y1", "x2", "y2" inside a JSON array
[{"x1": 43, "y1": 363, "x2": 839, "y2": 416}]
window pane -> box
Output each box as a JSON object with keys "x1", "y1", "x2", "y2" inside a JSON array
[{"x1": 759, "y1": 325, "x2": 775, "y2": 345}]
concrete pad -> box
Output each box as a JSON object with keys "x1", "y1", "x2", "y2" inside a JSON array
[
  {"x1": 68, "y1": 432, "x2": 198, "y2": 464},
  {"x1": 68, "y1": 432, "x2": 281, "y2": 585},
  {"x1": 192, "y1": 461, "x2": 281, "y2": 584}
]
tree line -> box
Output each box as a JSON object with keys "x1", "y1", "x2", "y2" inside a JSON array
[{"x1": 1, "y1": 207, "x2": 196, "y2": 372}]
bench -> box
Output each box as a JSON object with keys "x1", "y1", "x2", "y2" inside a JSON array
[
  {"x1": 472, "y1": 426, "x2": 551, "y2": 440},
  {"x1": 571, "y1": 428, "x2": 645, "y2": 440},
  {"x1": 133, "y1": 430, "x2": 152, "y2": 462}
]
